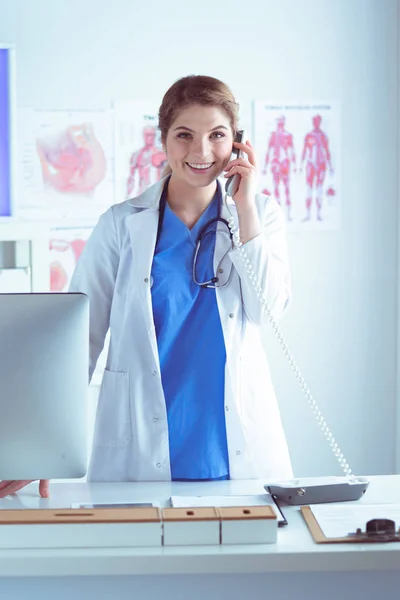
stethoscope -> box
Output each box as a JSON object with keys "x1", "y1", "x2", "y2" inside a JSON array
[{"x1": 156, "y1": 187, "x2": 234, "y2": 289}]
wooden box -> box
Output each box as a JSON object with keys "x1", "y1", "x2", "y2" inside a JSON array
[
  {"x1": 0, "y1": 507, "x2": 162, "y2": 549},
  {"x1": 219, "y1": 506, "x2": 277, "y2": 545},
  {"x1": 162, "y1": 507, "x2": 220, "y2": 546}
]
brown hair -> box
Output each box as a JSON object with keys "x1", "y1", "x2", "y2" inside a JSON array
[{"x1": 158, "y1": 75, "x2": 239, "y2": 176}]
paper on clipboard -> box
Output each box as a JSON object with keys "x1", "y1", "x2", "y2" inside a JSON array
[{"x1": 307, "y1": 503, "x2": 400, "y2": 539}]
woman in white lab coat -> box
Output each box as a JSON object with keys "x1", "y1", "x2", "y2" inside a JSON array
[{"x1": 0, "y1": 75, "x2": 293, "y2": 498}]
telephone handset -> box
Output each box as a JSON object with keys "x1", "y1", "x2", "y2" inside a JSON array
[
  {"x1": 225, "y1": 129, "x2": 246, "y2": 197},
  {"x1": 224, "y1": 129, "x2": 369, "y2": 505}
]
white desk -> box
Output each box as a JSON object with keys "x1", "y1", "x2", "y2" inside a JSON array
[{"x1": 0, "y1": 475, "x2": 399, "y2": 599}]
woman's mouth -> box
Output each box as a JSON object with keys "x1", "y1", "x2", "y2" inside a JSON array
[{"x1": 186, "y1": 162, "x2": 215, "y2": 174}]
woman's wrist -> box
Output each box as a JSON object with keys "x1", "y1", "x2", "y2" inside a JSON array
[{"x1": 236, "y1": 203, "x2": 262, "y2": 245}]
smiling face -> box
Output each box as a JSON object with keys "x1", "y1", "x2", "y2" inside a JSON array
[{"x1": 164, "y1": 104, "x2": 234, "y2": 189}]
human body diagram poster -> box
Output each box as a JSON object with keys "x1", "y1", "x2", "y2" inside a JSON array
[
  {"x1": 17, "y1": 108, "x2": 114, "y2": 223},
  {"x1": 253, "y1": 102, "x2": 340, "y2": 231},
  {"x1": 114, "y1": 101, "x2": 167, "y2": 203},
  {"x1": 49, "y1": 227, "x2": 93, "y2": 292}
]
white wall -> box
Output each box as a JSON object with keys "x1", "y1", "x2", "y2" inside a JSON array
[{"x1": 0, "y1": 0, "x2": 398, "y2": 478}]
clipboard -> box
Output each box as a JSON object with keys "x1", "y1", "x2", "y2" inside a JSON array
[{"x1": 301, "y1": 506, "x2": 400, "y2": 544}]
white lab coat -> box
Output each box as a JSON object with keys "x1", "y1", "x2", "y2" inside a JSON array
[{"x1": 69, "y1": 176, "x2": 294, "y2": 482}]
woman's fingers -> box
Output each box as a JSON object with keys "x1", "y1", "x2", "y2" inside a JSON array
[
  {"x1": 39, "y1": 479, "x2": 50, "y2": 498},
  {"x1": 223, "y1": 164, "x2": 253, "y2": 178},
  {"x1": 0, "y1": 480, "x2": 33, "y2": 498},
  {"x1": 233, "y1": 140, "x2": 257, "y2": 167}
]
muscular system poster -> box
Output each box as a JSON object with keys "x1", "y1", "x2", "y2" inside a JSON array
[
  {"x1": 114, "y1": 101, "x2": 167, "y2": 203},
  {"x1": 253, "y1": 101, "x2": 340, "y2": 231}
]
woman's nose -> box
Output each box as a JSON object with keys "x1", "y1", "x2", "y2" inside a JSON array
[{"x1": 191, "y1": 137, "x2": 211, "y2": 158}]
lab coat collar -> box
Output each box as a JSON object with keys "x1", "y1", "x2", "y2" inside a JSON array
[
  {"x1": 127, "y1": 175, "x2": 235, "y2": 210},
  {"x1": 127, "y1": 177, "x2": 167, "y2": 209}
]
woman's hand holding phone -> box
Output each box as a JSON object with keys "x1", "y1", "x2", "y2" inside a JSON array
[
  {"x1": 223, "y1": 132, "x2": 261, "y2": 244},
  {"x1": 223, "y1": 131, "x2": 258, "y2": 209}
]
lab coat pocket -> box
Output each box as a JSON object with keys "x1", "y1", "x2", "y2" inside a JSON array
[{"x1": 93, "y1": 369, "x2": 132, "y2": 447}]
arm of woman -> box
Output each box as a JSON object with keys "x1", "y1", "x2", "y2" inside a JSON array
[
  {"x1": 69, "y1": 207, "x2": 120, "y2": 382},
  {"x1": 229, "y1": 195, "x2": 291, "y2": 325},
  {"x1": 224, "y1": 140, "x2": 291, "y2": 325}
]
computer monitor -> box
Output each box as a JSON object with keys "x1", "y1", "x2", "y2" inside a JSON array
[
  {"x1": 0, "y1": 293, "x2": 89, "y2": 480},
  {"x1": 0, "y1": 44, "x2": 16, "y2": 218}
]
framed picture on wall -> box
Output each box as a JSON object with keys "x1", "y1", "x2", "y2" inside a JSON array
[
  {"x1": 253, "y1": 100, "x2": 341, "y2": 232},
  {"x1": 16, "y1": 107, "x2": 115, "y2": 222},
  {"x1": 0, "y1": 43, "x2": 16, "y2": 219}
]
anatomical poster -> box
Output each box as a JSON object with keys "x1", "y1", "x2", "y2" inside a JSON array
[
  {"x1": 253, "y1": 101, "x2": 340, "y2": 231},
  {"x1": 114, "y1": 101, "x2": 167, "y2": 203},
  {"x1": 17, "y1": 108, "x2": 114, "y2": 222},
  {"x1": 49, "y1": 227, "x2": 93, "y2": 292}
]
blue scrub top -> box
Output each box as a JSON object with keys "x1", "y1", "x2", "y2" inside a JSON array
[{"x1": 151, "y1": 186, "x2": 230, "y2": 481}]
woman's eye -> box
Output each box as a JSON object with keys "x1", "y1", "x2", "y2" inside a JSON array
[{"x1": 176, "y1": 131, "x2": 225, "y2": 141}]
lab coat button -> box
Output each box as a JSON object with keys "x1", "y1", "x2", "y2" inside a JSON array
[
  {"x1": 156, "y1": 462, "x2": 162, "y2": 468},
  {"x1": 225, "y1": 405, "x2": 230, "y2": 411},
  {"x1": 144, "y1": 277, "x2": 149, "y2": 283},
  {"x1": 236, "y1": 450, "x2": 241, "y2": 455},
  {"x1": 229, "y1": 313, "x2": 234, "y2": 318},
  {"x1": 152, "y1": 370, "x2": 157, "y2": 376},
  {"x1": 153, "y1": 417, "x2": 159, "y2": 423}
]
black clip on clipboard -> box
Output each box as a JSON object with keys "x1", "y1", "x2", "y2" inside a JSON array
[{"x1": 348, "y1": 518, "x2": 400, "y2": 543}]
